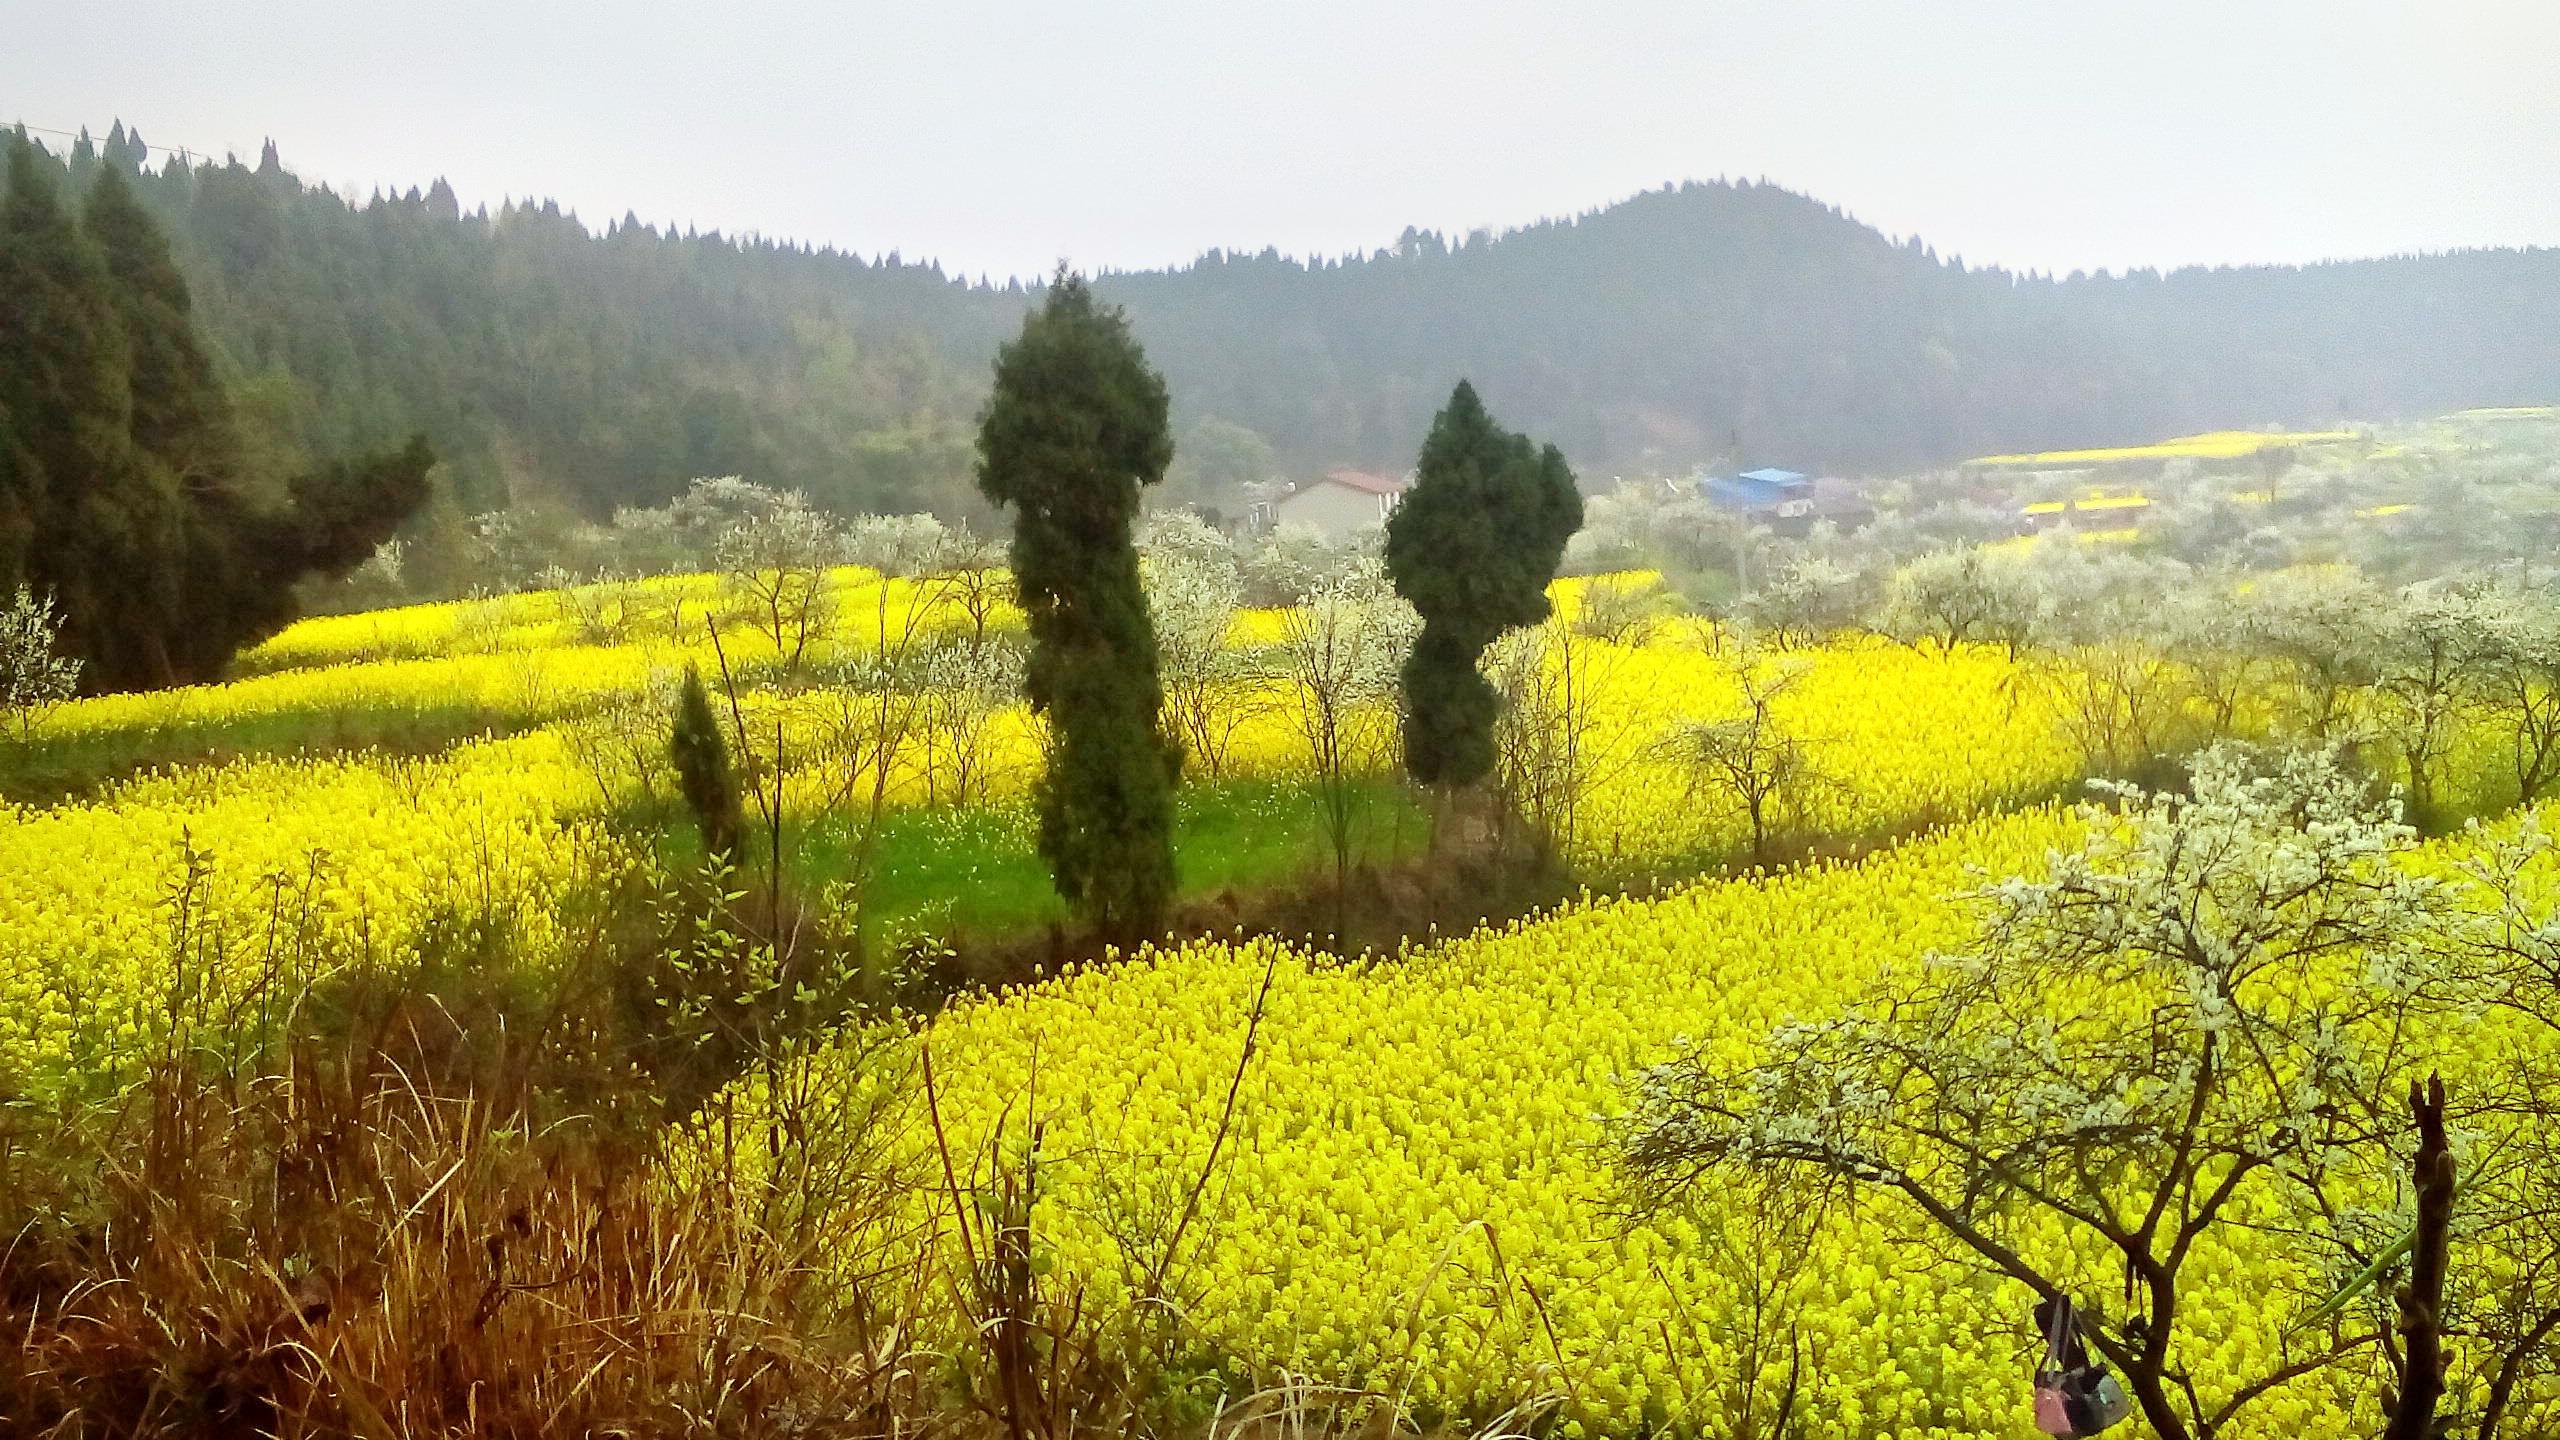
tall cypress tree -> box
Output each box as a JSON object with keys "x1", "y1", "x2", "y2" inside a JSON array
[
  {"x1": 1384, "y1": 380, "x2": 1583, "y2": 789},
  {"x1": 100, "y1": 120, "x2": 146, "y2": 174},
  {"x1": 975, "y1": 273, "x2": 1178, "y2": 941}
]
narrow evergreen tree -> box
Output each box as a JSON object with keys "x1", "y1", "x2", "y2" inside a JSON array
[
  {"x1": 975, "y1": 273, "x2": 1178, "y2": 940},
  {"x1": 1384, "y1": 380, "x2": 1583, "y2": 788},
  {"x1": 100, "y1": 121, "x2": 144, "y2": 174},
  {"x1": 669, "y1": 664, "x2": 743, "y2": 861}
]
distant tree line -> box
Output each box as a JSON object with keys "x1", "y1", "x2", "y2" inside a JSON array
[
  {"x1": 7, "y1": 124, "x2": 1014, "y2": 568},
  {"x1": 0, "y1": 136, "x2": 430, "y2": 690},
  {"x1": 10, "y1": 127, "x2": 2560, "y2": 550}
]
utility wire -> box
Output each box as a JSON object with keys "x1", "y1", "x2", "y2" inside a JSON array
[{"x1": 7, "y1": 116, "x2": 253, "y2": 168}]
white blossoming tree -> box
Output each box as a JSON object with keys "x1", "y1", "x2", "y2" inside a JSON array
[
  {"x1": 2442, "y1": 578, "x2": 2560, "y2": 808},
  {"x1": 1238, "y1": 520, "x2": 1363, "y2": 607},
  {"x1": 2, "y1": 584, "x2": 81, "y2": 742},
  {"x1": 2428, "y1": 820, "x2": 2560, "y2": 1437},
  {"x1": 1622, "y1": 746, "x2": 2453, "y2": 1440},
  {"x1": 1140, "y1": 510, "x2": 1263, "y2": 778},
  {"x1": 2249, "y1": 566, "x2": 2390, "y2": 746},
  {"x1": 1735, "y1": 550, "x2": 1872, "y2": 650},
  {"x1": 1277, "y1": 557, "x2": 1419, "y2": 929},
  {"x1": 2011, "y1": 548, "x2": 2202, "y2": 777},
  {"x1": 717, "y1": 493, "x2": 842, "y2": 670},
  {"x1": 2366, "y1": 584, "x2": 2494, "y2": 825},
  {"x1": 1877, "y1": 545, "x2": 2049, "y2": 657},
  {"x1": 844, "y1": 511, "x2": 951, "y2": 579}
]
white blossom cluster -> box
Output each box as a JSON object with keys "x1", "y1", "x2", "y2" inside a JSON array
[
  {"x1": 1, "y1": 584, "x2": 81, "y2": 742},
  {"x1": 1621, "y1": 742, "x2": 2470, "y2": 1420}
]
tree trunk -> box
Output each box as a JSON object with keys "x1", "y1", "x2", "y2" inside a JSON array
[
  {"x1": 2126, "y1": 1378, "x2": 2193, "y2": 1440},
  {"x1": 1431, "y1": 780, "x2": 1504, "y2": 862},
  {"x1": 2383, "y1": 1073, "x2": 2455, "y2": 1440}
]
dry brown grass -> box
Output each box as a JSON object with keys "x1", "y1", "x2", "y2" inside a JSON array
[
  {"x1": 0, "y1": 822, "x2": 1570, "y2": 1440},
  {"x1": 1, "y1": 952, "x2": 933, "y2": 1439}
]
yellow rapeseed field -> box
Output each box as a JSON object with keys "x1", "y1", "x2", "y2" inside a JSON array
[
  {"x1": 0, "y1": 732, "x2": 627, "y2": 1100},
  {"x1": 853, "y1": 801, "x2": 2554, "y2": 1437},
  {"x1": 879, "y1": 813, "x2": 2081, "y2": 1434},
  {"x1": 1969, "y1": 429, "x2": 2357, "y2": 467},
  {"x1": 0, "y1": 561, "x2": 2268, "y2": 1113},
  {"x1": 1546, "y1": 633, "x2": 2077, "y2": 867}
]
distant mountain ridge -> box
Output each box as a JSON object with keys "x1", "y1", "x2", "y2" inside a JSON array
[{"x1": 13, "y1": 124, "x2": 2559, "y2": 520}]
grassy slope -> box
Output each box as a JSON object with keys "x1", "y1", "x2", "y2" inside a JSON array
[{"x1": 648, "y1": 775, "x2": 1430, "y2": 944}]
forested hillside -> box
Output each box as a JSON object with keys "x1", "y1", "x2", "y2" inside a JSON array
[
  {"x1": 1119, "y1": 189, "x2": 2560, "y2": 477},
  {"x1": 16, "y1": 125, "x2": 1014, "y2": 530},
  {"x1": 15, "y1": 123, "x2": 2560, "y2": 528}
]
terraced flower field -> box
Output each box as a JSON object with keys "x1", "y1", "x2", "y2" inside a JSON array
[
  {"x1": 815, "y1": 796, "x2": 2559, "y2": 1437},
  {"x1": 0, "y1": 573, "x2": 2090, "y2": 1101}
]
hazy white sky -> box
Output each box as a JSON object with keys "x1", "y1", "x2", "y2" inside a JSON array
[{"x1": 6, "y1": 0, "x2": 2556, "y2": 281}]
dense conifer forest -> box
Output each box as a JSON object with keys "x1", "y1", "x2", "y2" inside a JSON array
[{"x1": 14, "y1": 121, "x2": 2560, "y2": 531}]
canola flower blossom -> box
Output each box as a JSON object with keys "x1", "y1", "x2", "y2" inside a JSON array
[
  {"x1": 822, "y1": 795, "x2": 2557, "y2": 1437},
  {"x1": 0, "y1": 733, "x2": 626, "y2": 1101},
  {"x1": 0, "y1": 565, "x2": 2406, "y2": 1110},
  {"x1": 7, "y1": 564, "x2": 2536, "y2": 1102},
  {"x1": 814, "y1": 810, "x2": 2177, "y2": 1434},
  {"x1": 1968, "y1": 429, "x2": 2358, "y2": 467}
]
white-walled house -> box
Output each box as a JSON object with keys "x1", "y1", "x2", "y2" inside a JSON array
[{"x1": 1263, "y1": 468, "x2": 1411, "y2": 540}]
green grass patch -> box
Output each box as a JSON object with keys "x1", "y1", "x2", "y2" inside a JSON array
[{"x1": 649, "y1": 775, "x2": 1428, "y2": 945}]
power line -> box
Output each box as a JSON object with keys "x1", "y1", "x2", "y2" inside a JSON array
[{"x1": 7, "y1": 117, "x2": 249, "y2": 167}]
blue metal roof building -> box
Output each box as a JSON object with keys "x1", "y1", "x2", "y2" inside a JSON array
[{"x1": 1700, "y1": 468, "x2": 1813, "y2": 512}]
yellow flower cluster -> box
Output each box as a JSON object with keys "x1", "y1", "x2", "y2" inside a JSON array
[
  {"x1": 5, "y1": 571, "x2": 2104, "y2": 1111},
  {"x1": 18, "y1": 561, "x2": 2560, "y2": 1434},
  {"x1": 37, "y1": 568, "x2": 1016, "y2": 754},
  {"x1": 1553, "y1": 634, "x2": 2078, "y2": 868},
  {"x1": 237, "y1": 572, "x2": 731, "y2": 671},
  {"x1": 855, "y1": 812, "x2": 2067, "y2": 1433},
  {"x1": 239, "y1": 567, "x2": 1003, "y2": 676},
  {"x1": 1968, "y1": 428, "x2": 2358, "y2": 467},
  {"x1": 0, "y1": 733, "x2": 624, "y2": 1099},
  {"x1": 866, "y1": 800, "x2": 2540, "y2": 1436},
  {"x1": 39, "y1": 644, "x2": 683, "y2": 741}
]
